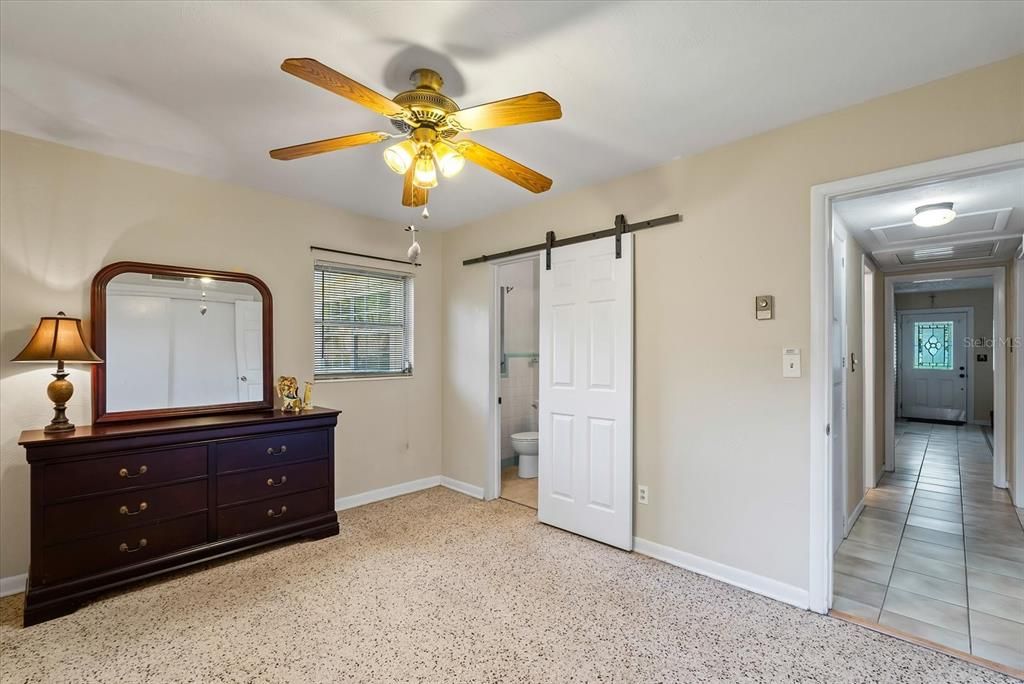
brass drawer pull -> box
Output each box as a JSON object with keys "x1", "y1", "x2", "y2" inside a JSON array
[
  {"x1": 267, "y1": 505, "x2": 288, "y2": 518},
  {"x1": 266, "y1": 476, "x2": 288, "y2": 487},
  {"x1": 119, "y1": 502, "x2": 149, "y2": 516},
  {"x1": 119, "y1": 465, "x2": 148, "y2": 478},
  {"x1": 119, "y1": 538, "x2": 148, "y2": 553},
  {"x1": 266, "y1": 445, "x2": 288, "y2": 456}
]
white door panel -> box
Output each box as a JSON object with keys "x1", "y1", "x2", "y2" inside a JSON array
[
  {"x1": 539, "y1": 235, "x2": 633, "y2": 550},
  {"x1": 234, "y1": 300, "x2": 264, "y2": 401},
  {"x1": 899, "y1": 311, "x2": 967, "y2": 422},
  {"x1": 831, "y1": 233, "x2": 847, "y2": 553}
]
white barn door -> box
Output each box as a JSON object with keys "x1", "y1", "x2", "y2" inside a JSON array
[{"x1": 538, "y1": 234, "x2": 633, "y2": 550}]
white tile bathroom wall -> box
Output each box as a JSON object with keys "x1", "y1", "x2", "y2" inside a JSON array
[{"x1": 499, "y1": 259, "x2": 539, "y2": 465}]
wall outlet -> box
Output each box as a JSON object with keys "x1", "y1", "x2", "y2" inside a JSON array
[{"x1": 638, "y1": 485, "x2": 649, "y2": 505}]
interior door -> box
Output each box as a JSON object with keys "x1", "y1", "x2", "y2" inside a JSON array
[
  {"x1": 538, "y1": 234, "x2": 633, "y2": 550},
  {"x1": 899, "y1": 311, "x2": 968, "y2": 422},
  {"x1": 234, "y1": 300, "x2": 264, "y2": 401},
  {"x1": 830, "y1": 232, "x2": 847, "y2": 552}
]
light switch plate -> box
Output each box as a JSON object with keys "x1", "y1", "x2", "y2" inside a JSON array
[
  {"x1": 783, "y1": 347, "x2": 801, "y2": 378},
  {"x1": 755, "y1": 295, "x2": 774, "y2": 320}
]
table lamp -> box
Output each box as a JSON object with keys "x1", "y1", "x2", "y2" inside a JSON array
[{"x1": 11, "y1": 312, "x2": 103, "y2": 433}]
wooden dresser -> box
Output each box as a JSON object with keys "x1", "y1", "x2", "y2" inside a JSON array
[{"x1": 19, "y1": 407, "x2": 340, "y2": 626}]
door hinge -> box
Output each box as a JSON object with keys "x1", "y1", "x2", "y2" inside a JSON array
[
  {"x1": 497, "y1": 397, "x2": 502, "y2": 405},
  {"x1": 825, "y1": 423, "x2": 831, "y2": 436}
]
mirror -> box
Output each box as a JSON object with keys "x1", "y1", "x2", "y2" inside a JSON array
[{"x1": 91, "y1": 262, "x2": 273, "y2": 423}]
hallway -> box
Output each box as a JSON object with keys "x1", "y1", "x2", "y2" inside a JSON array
[{"x1": 833, "y1": 421, "x2": 1024, "y2": 670}]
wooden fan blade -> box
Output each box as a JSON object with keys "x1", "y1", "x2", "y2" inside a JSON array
[
  {"x1": 281, "y1": 58, "x2": 408, "y2": 119},
  {"x1": 459, "y1": 140, "x2": 552, "y2": 193},
  {"x1": 447, "y1": 92, "x2": 561, "y2": 132},
  {"x1": 269, "y1": 131, "x2": 391, "y2": 160},
  {"x1": 402, "y1": 165, "x2": 429, "y2": 207}
]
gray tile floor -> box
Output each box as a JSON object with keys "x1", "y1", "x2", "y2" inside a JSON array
[{"x1": 833, "y1": 421, "x2": 1024, "y2": 670}]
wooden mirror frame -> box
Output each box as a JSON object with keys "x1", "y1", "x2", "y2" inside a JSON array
[{"x1": 91, "y1": 261, "x2": 274, "y2": 424}]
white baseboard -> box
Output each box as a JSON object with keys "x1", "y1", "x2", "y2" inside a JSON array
[
  {"x1": 845, "y1": 497, "x2": 866, "y2": 537},
  {"x1": 634, "y1": 537, "x2": 809, "y2": 610},
  {"x1": 334, "y1": 476, "x2": 441, "y2": 511},
  {"x1": 440, "y1": 476, "x2": 484, "y2": 499},
  {"x1": 0, "y1": 573, "x2": 26, "y2": 598},
  {"x1": 333, "y1": 474, "x2": 485, "y2": 512}
]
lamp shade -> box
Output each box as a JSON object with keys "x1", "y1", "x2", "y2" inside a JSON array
[{"x1": 11, "y1": 312, "x2": 102, "y2": 363}]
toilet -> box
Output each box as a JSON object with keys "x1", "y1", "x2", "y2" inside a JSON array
[{"x1": 511, "y1": 431, "x2": 538, "y2": 478}]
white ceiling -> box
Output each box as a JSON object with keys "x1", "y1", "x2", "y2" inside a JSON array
[
  {"x1": 2, "y1": 1, "x2": 1022, "y2": 230},
  {"x1": 835, "y1": 166, "x2": 1024, "y2": 272}
]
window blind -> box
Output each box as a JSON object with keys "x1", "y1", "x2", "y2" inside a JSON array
[{"x1": 313, "y1": 261, "x2": 413, "y2": 379}]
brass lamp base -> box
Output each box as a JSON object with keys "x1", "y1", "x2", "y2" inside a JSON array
[{"x1": 44, "y1": 363, "x2": 76, "y2": 434}]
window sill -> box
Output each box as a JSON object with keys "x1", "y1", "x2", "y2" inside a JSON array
[{"x1": 314, "y1": 375, "x2": 414, "y2": 384}]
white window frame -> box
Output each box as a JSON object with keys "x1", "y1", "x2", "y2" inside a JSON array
[{"x1": 313, "y1": 260, "x2": 414, "y2": 381}]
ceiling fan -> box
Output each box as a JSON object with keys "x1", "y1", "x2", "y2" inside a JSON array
[{"x1": 269, "y1": 59, "x2": 562, "y2": 207}]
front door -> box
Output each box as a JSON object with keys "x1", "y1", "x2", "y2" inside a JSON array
[
  {"x1": 899, "y1": 311, "x2": 968, "y2": 422},
  {"x1": 538, "y1": 235, "x2": 633, "y2": 550}
]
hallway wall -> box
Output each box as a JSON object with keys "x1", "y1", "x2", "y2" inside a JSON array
[
  {"x1": 1009, "y1": 253, "x2": 1022, "y2": 500},
  {"x1": 895, "y1": 288, "x2": 994, "y2": 424}
]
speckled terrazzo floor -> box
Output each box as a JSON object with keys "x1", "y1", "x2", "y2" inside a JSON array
[{"x1": 0, "y1": 487, "x2": 1016, "y2": 683}]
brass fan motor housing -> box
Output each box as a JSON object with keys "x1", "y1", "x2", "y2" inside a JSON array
[{"x1": 391, "y1": 68, "x2": 461, "y2": 139}]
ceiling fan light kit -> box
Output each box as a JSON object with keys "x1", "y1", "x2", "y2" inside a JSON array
[{"x1": 270, "y1": 59, "x2": 561, "y2": 207}]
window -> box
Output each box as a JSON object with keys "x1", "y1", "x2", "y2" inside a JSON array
[
  {"x1": 313, "y1": 261, "x2": 413, "y2": 379},
  {"x1": 913, "y1": 321, "x2": 953, "y2": 370}
]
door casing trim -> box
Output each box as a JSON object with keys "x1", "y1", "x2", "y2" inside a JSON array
[
  {"x1": 487, "y1": 252, "x2": 543, "y2": 501},
  {"x1": 808, "y1": 141, "x2": 1023, "y2": 614}
]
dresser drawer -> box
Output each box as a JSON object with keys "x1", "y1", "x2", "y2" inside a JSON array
[
  {"x1": 216, "y1": 430, "x2": 329, "y2": 473},
  {"x1": 217, "y1": 459, "x2": 329, "y2": 507},
  {"x1": 42, "y1": 445, "x2": 208, "y2": 502},
  {"x1": 217, "y1": 487, "x2": 332, "y2": 539},
  {"x1": 37, "y1": 513, "x2": 208, "y2": 585},
  {"x1": 42, "y1": 480, "x2": 208, "y2": 546}
]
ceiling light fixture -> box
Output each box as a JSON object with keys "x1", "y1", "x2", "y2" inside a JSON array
[
  {"x1": 433, "y1": 141, "x2": 465, "y2": 178},
  {"x1": 383, "y1": 139, "x2": 417, "y2": 175},
  {"x1": 413, "y1": 150, "x2": 438, "y2": 189},
  {"x1": 270, "y1": 60, "x2": 561, "y2": 208},
  {"x1": 912, "y1": 202, "x2": 956, "y2": 228}
]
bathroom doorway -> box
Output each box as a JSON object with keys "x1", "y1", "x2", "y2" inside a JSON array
[{"x1": 492, "y1": 255, "x2": 540, "y2": 509}]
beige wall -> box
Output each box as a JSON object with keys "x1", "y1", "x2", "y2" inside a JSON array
[
  {"x1": 895, "y1": 288, "x2": 994, "y2": 424},
  {"x1": 441, "y1": 56, "x2": 1024, "y2": 591},
  {"x1": 0, "y1": 132, "x2": 444, "y2": 578}
]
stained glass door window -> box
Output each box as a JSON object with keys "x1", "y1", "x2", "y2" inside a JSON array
[{"x1": 913, "y1": 321, "x2": 954, "y2": 370}]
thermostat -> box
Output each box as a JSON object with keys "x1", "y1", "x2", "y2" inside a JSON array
[{"x1": 755, "y1": 295, "x2": 774, "y2": 320}]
